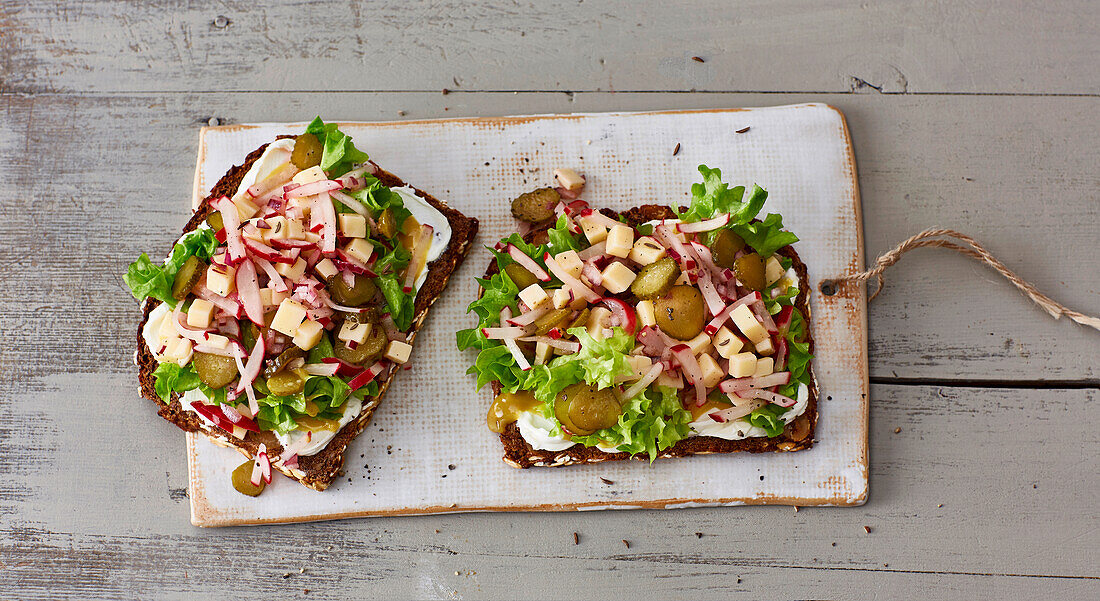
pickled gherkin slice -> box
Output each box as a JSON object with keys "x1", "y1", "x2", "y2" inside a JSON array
[
  {"x1": 377, "y1": 207, "x2": 398, "y2": 240},
  {"x1": 172, "y1": 256, "x2": 204, "y2": 301},
  {"x1": 192, "y1": 352, "x2": 238, "y2": 389},
  {"x1": 710, "y1": 229, "x2": 746, "y2": 268},
  {"x1": 328, "y1": 273, "x2": 378, "y2": 306},
  {"x1": 291, "y1": 133, "x2": 323, "y2": 170},
  {"x1": 334, "y1": 324, "x2": 386, "y2": 364},
  {"x1": 630, "y1": 257, "x2": 680, "y2": 300},
  {"x1": 734, "y1": 252, "x2": 766, "y2": 291},
  {"x1": 532, "y1": 308, "x2": 573, "y2": 336},
  {"x1": 503, "y1": 263, "x2": 539, "y2": 291},
  {"x1": 266, "y1": 370, "x2": 305, "y2": 396},
  {"x1": 231, "y1": 460, "x2": 265, "y2": 496},
  {"x1": 510, "y1": 188, "x2": 559, "y2": 223},
  {"x1": 654, "y1": 285, "x2": 705, "y2": 340}
]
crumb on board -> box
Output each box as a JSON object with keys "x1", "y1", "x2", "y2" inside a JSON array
[
  {"x1": 863, "y1": 526, "x2": 872, "y2": 534},
  {"x1": 573, "y1": 532, "x2": 579, "y2": 545}
]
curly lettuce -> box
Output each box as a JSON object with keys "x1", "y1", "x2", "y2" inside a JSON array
[
  {"x1": 304, "y1": 116, "x2": 370, "y2": 177},
  {"x1": 124, "y1": 227, "x2": 219, "y2": 307}
]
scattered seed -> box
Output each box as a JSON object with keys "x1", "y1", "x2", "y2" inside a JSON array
[
  {"x1": 448, "y1": 464, "x2": 456, "y2": 470},
  {"x1": 600, "y1": 477, "x2": 614, "y2": 485},
  {"x1": 673, "y1": 142, "x2": 681, "y2": 156},
  {"x1": 212, "y1": 15, "x2": 230, "y2": 29},
  {"x1": 299, "y1": 567, "x2": 305, "y2": 574},
  {"x1": 831, "y1": 542, "x2": 837, "y2": 547},
  {"x1": 735, "y1": 126, "x2": 751, "y2": 134},
  {"x1": 691, "y1": 56, "x2": 705, "y2": 63},
  {"x1": 937, "y1": 503, "x2": 943, "y2": 508},
  {"x1": 894, "y1": 427, "x2": 901, "y2": 434},
  {"x1": 573, "y1": 532, "x2": 580, "y2": 545},
  {"x1": 398, "y1": 110, "x2": 406, "y2": 116},
  {"x1": 695, "y1": 532, "x2": 703, "y2": 538},
  {"x1": 622, "y1": 540, "x2": 630, "y2": 548},
  {"x1": 454, "y1": 571, "x2": 460, "y2": 576},
  {"x1": 282, "y1": 573, "x2": 291, "y2": 579},
  {"x1": 736, "y1": 577, "x2": 742, "y2": 583},
  {"x1": 863, "y1": 526, "x2": 872, "y2": 533},
  {"x1": 442, "y1": 88, "x2": 450, "y2": 95},
  {"x1": 793, "y1": 506, "x2": 799, "y2": 512}
]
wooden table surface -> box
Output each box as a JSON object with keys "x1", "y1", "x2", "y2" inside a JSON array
[{"x1": 1, "y1": 1, "x2": 1096, "y2": 599}]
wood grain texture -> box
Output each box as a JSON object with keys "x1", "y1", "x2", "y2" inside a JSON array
[{"x1": 0, "y1": 1, "x2": 1098, "y2": 95}]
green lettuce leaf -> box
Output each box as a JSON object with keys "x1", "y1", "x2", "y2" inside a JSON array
[
  {"x1": 729, "y1": 213, "x2": 800, "y2": 257},
  {"x1": 747, "y1": 403, "x2": 787, "y2": 437},
  {"x1": 151, "y1": 362, "x2": 202, "y2": 403},
  {"x1": 565, "y1": 327, "x2": 635, "y2": 390},
  {"x1": 675, "y1": 165, "x2": 765, "y2": 225},
  {"x1": 124, "y1": 227, "x2": 219, "y2": 307},
  {"x1": 345, "y1": 178, "x2": 413, "y2": 227},
  {"x1": 377, "y1": 274, "x2": 415, "y2": 331},
  {"x1": 307, "y1": 331, "x2": 336, "y2": 363},
  {"x1": 566, "y1": 385, "x2": 692, "y2": 461},
  {"x1": 467, "y1": 343, "x2": 527, "y2": 392},
  {"x1": 257, "y1": 404, "x2": 299, "y2": 436},
  {"x1": 547, "y1": 214, "x2": 586, "y2": 254},
  {"x1": 304, "y1": 117, "x2": 370, "y2": 177}
]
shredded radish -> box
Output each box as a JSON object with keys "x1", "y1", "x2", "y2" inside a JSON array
[
  {"x1": 671, "y1": 344, "x2": 706, "y2": 406},
  {"x1": 653, "y1": 224, "x2": 694, "y2": 273},
  {"x1": 541, "y1": 252, "x2": 599, "y2": 302},
  {"x1": 246, "y1": 163, "x2": 297, "y2": 199},
  {"x1": 303, "y1": 363, "x2": 340, "y2": 377},
  {"x1": 695, "y1": 268, "x2": 726, "y2": 317},
  {"x1": 504, "y1": 338, "x2": 531, "y2": 370},
  {"x1": 636, "y1": 326, "x2": 677, "y2": 357},
  {"x1": 193, "y1": 283, "x2": 243, "y2": 317},
  {"x1": 193, "y1": 342, "x2": 246, "y2": 358},
  {"x1": 774, "y1": 338, "x2": 789, "y2": 371},
  {"x1": 318, "y1": 192, "x2": 337, "y2": 253},
  {"x1": 285, "y1": 179, "x2": 341, "y2": 198},
  {"x1": 250, "y1": 255, "x2": 288, "y2": 292},
  {"x1": 234, "y1": 336, "x2": 265, "y2": 416},
  {"x1": 581, "y1": 261, "x2": 603, "y2": 287},
  {"x1": 481, "y1": 326, "x2": 527, "y2": 340},
  {"x1": 269, "y1": 237, "x2": 316, "y2": 250},
  {"x1": 234, "y1": 260, "x2": 265, "y2": 326},
  {"x1": 170, "y1": 306, "x2": 214, "y2": 345},
  {"x1": 752, "y1": 301, "x2": 778, "y2": 333},
  {"x1": 621, "y1": 362, "x2": 664, "y2": 401},
  {"x1": 506, "y1": 307, "x2": 549, "y2": 327},
  {"x1": 348, "y1": 360, "x2": 388, "y2": 391},
  {"x1": 334, "y1": 166, "x2": 370, "y2": 189},
  {"x1": 676, "y1": 214, "x2": 730, "y2": 233},
  {"x1": 517, "y1": 336, "x2": 580, "y2": 352},
  {"x1": 507, "y1": 244, "x2": 551, "y2": 282},
  {"x1": 719, "y1": 372, "x2": 791, "y2": 392},
  {"x1": 212, "y1": 196, "x2": 246, "y2": 263},
  {"x1": 556, "y1": 186, "x2": 582, "y2": 200},
  {"x1": 709, "y1": 401, "x2": 764, "y2": 423},
  {"x1": 598, "y1": 297, "x2": 637, "y2": 334},
  {"x1": 274, "y1": 432, "x2": 312, "y2": 466},
  {"x1": 576, "y1": 240, "x2": 607, "y2": 261},
  {"x1": 251, "y1": 443, "x2": 272, "y2": 485},
  {"x1": 403, "y1": 224, "x2": 434, "y2": 293},
  {"x1": 745, "y1": 388, "x2": 796, "y2": 407},
  {"x1": 330, "y1": 189, "x2": 369, "y2": 216},
  {"x1": 379, "y1": 314, "x2": 402, "y2": 341}
]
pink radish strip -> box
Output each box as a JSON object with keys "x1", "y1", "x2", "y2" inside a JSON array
[
  {"x1": 506, "y1": 306, "x2": 550, "y2": 327},
  {"x1": 653, "y1": 224, "x2": 695, "y2": 273},
  {"x1": 246, "y1": 162, "x2": 297, "y2": 199},
  {"x1": 689, "y1": 241, "x2": 725, "y2": 281},
  {"x1": 719, "y1": 372, "x2": 791, "y2": 392},
  {"x1": 481, "y1": 326, "x2": 528, "y2": 340},
  {"x1": 251, "y1": 255, "x2": 288, "y2": 292},
  {"x1": 269, "y1": 237, "x2": 316, "y2": 250},
  {"x1": 542, "y1": 252, "x2": 599, "y2": 302},
  {"x1": 304, "y1": 363, "x2": 340, "y2": 377},
  {"x1": 330, "y1": 189, "x2": 369, "y2": 216},
  {"x1": 671, "y1": 344, "x2": 706, "y2": 407},
  {"x1": 378, "y1": 314, "x2": 401, "y2": 341},
  {"x1": 556, "y1": 186, "x2": 582, "y2": 200},
  {"x1": 403, "y1": 224, "x2": 434, "y2": 293},
  {"x1": 576, "y1": 240, "x2": 607, "y2": 261},
  {"x1": 285, "y1": 180, "x2": 341, "y2": 198},
  {"x1": 503, "y1": 338, "x2": 531, "y2": 370},
  {"x1": 708, "y1": 401, "x2": 764, "y2": 423},
  {"x1": 695, "y1": 267, "x2": 726, "y2": 317},
  {"x1": 193, "y1": 284, "x2": 243, "y2": 317},
  {"x1": 274, "y1": 432, "x2": 312, "y2": 466},
  {"x1": 636, "y1": 326, "x2": 677, "y2": 357},
  {"x1": 507, "y1": 244, "x2": 551, "y2": 281},
  {"x1": 212, "y1": 196, "x2": 246, "y2": 263},
  {"x1": 774, "y1": 338, "x2": 789, "y2": 371},
  {"x1": 318, "y1": 192, "x2": 337, "y2": 253},
  {"x1": 235, "y1": 260, "x2": 265, "y2": 326},
  {"x1": 676, "y1": 214, "x2": 729, "y2": 233},
  {"x1": 745, "y1": 388, "x2": 796, "y2": 407},
  {"x1": 621, "y1": 362, "x2": 664, "y2": 401},
  {"x1": 581, "y1": 261, "x2": 603, "y2": 287},
  {"x1": 171, "y1": 306, "x2": 214, "y2": 344},
  {"x1": 250, "y1": 443, "x2": 271, "y2": 486},
  {"x1": 516, "y1": 336, "x2": 580, "y2": 352},
  {"x1": 752, "y1": 301, "x2": 778, "y2": 333},
  {"x1": 234, "y1": 336, "x2": 265, "y2": 417},
  {"x1": 334, "y1": 166, "x2": 370, "y2": 189},
  {"x1": 243, "y1": 236, "x2": 294, "y2": 264},
  {"x1": 348, "y1": 360, "x2": 388, "y2": 391},
  {"x1": 598, "y1": 297, "x2": 637, "y2": 334}
]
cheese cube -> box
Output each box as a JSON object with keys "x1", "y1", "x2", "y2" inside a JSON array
[
  {"x1": 728, "y1": 352, "x2": 758, "y2": 378},
  {"x1": 303, "y1": 230, "x2": 322, "y2": 244},
  {"x1": 287, "y1": 197, "x2": 312, "y2": 218},
  {"x1": 656, "y1": 370, "x2": 684, "y2": 389},
  {"x1": 204, "y1": 334, "x2": 229, "y2": 350},
  {"x1": 629, "y1": 236, "x2": 666, "y2": 266},
  {"x1": 206, "y1": 264, "x2": 236, "y2": 297},
  {"x1": 626, "y1": 355, "x2": 653, "y2": 380},
  {"x1": 186, "y1": 299, "x2": 215, "y2": 328},
  {"x1": 685, "y1": 331, "x2": 712, "y2": 356},
  {"x1": 551, "y1": 287, "x2": 572, "y2": 310},
  {"x1": 285, "y1": 217, "x2": 305, "y2": 240},
  {"x1": 712, "y1": 327, "x2": 744, "y2": 358},
  {"x1": 600, "y1": 262, "x2": 636, "y2": 294},
  {"x1": 275, "y1": 258, "x2": 307, "y2": 282},
  {"x1": 242, "y1": 219, "x2": 267, "y2": 243},
  {"x1": 579, "y1": 216, "x2": 608, "y2": 244},
  {"x1": 605, "y1": 225, "x2": 634, "y2": 258},
  {"x1": 754, "y1": 337, "x2": 776, "y2": 356},
  {"x1": 270, "y1": 299, "x2": 307, "y2": 336},
  {"x1": 586, "y1": 307, "x2": 612, "y2": 340},
  {"x1": 697, "y1": 353, "x2": 725, "y2": 389},
  {"x1": 263, "y1": 216, "x2": 289, "y2": 242},
  {"x1": 234, "y1": 197, "x2": 260, "y2": 221},
  {"x1": 338, "y1": 319, "x2": 372, "y2": 345},
  {"x1": 518, "y1": 283, "x2": 550, "y2": 311},
  {"x1": 754, "y1": 356, "x2": 775, "y2": 377},
  {"x1": 553, "y1": 168, "x2": 585, "y2": 190},
  {"x1": 765, "y1": 256, "x2": 785, "y2": 286},
  {"x1": 731, "y1": 304, "x2": 768, "y2": 344},
  {"x1": 157, "y1": 311, "x2": 177, "y2": 341},
  {"x1": 338, "y1": 214, "x2": 367, "y2": 238},
  {"x1": 534, "y1": 341, "x2": 553, "y2": 366},
  {"x1": 674, "y1": 270, "x2": 691, "y2": 286},
  {"x1": 292, "y1": 165, "x2": 327, "y2": 185},
  {"x1": 259, "y1": 287, "x2": 288, "y2": 309},
  {"x1": 553, "y1": 250, "x2": 584, "y2": 278},
  {"x1": 636, "y1": 300, "x2": 656, "y2": 328},
  {"x1": 314, "y1": 258, "x2": 338, "y2": 281},
  {"x1": 384, "y1": 340, "x2": 413, "y2": 364},
  {"x1": 292, "y1": 319, "x2": 324, "y2": 350},
  {"x1": 344, "y1": 238, "x2": 374, "y2": 265},
  {"x1": 165, "y1": 337, "x2": 193, "y2": 367}
]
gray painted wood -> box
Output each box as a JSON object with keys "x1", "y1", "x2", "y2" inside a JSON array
[{"x1": 1, "y1": 1, "x2": 1098, "y2": 598}]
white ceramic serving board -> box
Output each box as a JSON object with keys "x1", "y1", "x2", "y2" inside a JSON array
[{"x1": 186, "y1": 105, "x2": 868, "y2": 526}]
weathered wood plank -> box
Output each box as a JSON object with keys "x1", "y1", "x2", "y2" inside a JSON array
[
  {"x1": 0, "y1": 92, "x2": 1096, "y2": 381},
  {"x1": 1, "y1": 0, "x2": 1098, "y2": 95},
  {"x1": 2, "y1": 381, "x2": 1095, "y2": 599}
]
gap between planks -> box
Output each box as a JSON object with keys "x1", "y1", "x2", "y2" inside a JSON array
[
  {"x1": 870, "y1": 377, "x2": 1100, "y2": 390},
  {"x1": 1, "y1": 89, "x2": 1099, "y2": 98}
]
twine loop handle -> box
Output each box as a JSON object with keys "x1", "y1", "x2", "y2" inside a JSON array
[{"x1": 823, "y1": 228, "x2": 1100, "y2": 332}]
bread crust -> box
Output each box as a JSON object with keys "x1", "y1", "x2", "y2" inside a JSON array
[
  {"x1": 135, "y1": 137, "x2": 479, "y2": 490},
  {"x1": 487, "y1": 205, "x2": 817, "y2": 468}
]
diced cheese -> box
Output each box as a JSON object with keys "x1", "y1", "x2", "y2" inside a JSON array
[
  {"x1": 338, "y1": 214, "x2": 367, "y2": 238},
  {"x1": 275, "y1": 257, "x2": 307, "y2": 282},
  {"x1": 765, "y1": 256, "x2": 785, "y2": 286},
  {"x1": 303, "y1": 230, "x2": 322, "y2": 244},
  {"x1": 629, "y1": 236, "x2": 666, "y2": 266},
  {"x1": 518, "y1": 283, "x2": 551, "y2": 311},
  {"x1": 605, "y1": 225, "x2": 634, "y2": 258},
  {"x1": 600, "y1": 262, "x2": 636, "y2": 294},
  {"x1": 656, "y1": 370, "x2": 684, "y2": 389},
  {"x1": 731, "y1": 304, "x2": 768, "y2": 344},
  {"x1": 578, "y1": 215, "x2": 608, "y2": 244},
  {"x1": 754, "y1": 356, "x2": 775, "y2": 377},
  {"x1": 165, "y1": 337, "x2": 193, "y2": 367},
  {"x1": 674, "y1": 270, "x2": 691, "y2": 286},
  {"x1": 285, "y1": 217, "x2": 305, "y2": 240},
  {"x1": 586, "y1": 307, "x2": 612, "y2": 340},
  {"x1": 270, "y1": 299, "x2": 308, "y2": 336},
  {"x1": 287, "y1": 197, "x2": 312, "y2": 218},
  {"x1": 534, "y1": 341, "x2": 553, "y2": 366},
  {"x1": 553, "y1": 250, "x2": 584, "y2": 278},
  {"x1": 157, "y1": 311, "x2": 177, "y2": 341},
  {"x1": 553, "y1": 168, "x2": 585, "y2": 190},
  {"x1": 344, "y1": 238, "x2": 374, "y2": 265},
  {"x1": 314, "y1": 258, "x2": 338, "y2": 281},
  {"x1": 270, "y1": 288, "x2": 288, "y2": 308},
  {"x1": 204, "y1": 334, "x2": 229, "y2": 350},
  {"x1": 712, "y1": 327, "x2": 744, "y2": 358},
  {"x1": 697, "y1": 353, "x2": 725, "y2": 388},
  {"x1": 206, "y1": 264, "x2": 236, "y2": 297},
  {"x1": 636, "y1": 300, "x2": 656, "y2": 327},
  {"x1": 233, "y1": 197, "x2": 260, "y2": 221},
  {"x1": 338, "y1": 319, "x2": 372, "y2": 345},
  {"x1": 263, "y1": 216, "x2": 289, "y2": 242},
  {"x1": 292, "y1": 165, "x2": 327, "y2": 185},
  {"x1": 551, "y1": 287, "x2": 572, "y2": 310},
  {"x1": 384, "y1": 340, "x2": 413, "y2": 364},
  {"x1": 186, "y1": 299, "x2": 215, "y2": 328},
  {"x1": 728, "y1": 352, "x2": 758, "y2": 378},
  {"x1": 292, "y1": 319, "x2": 324, "y2": 350},
  {"x1": 754, "y1": 337, "x2": 776, "y2": 356},
  {"x1": 685, "y1": 331, "x2": 713, "y2": 356},
  {"x1": 626, "y1": 354, "x2": 653, "y2": 379}
]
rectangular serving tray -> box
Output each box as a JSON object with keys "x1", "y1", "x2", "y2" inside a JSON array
[{"x1": 186, "y1": 104, "x2": 868, "y2": 526}]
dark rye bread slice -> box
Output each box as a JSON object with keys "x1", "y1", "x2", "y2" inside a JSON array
[
  {"x1": 490, "y1": 205, "x2": 817, "y2": 468},
  {"x1": 135, "y1": 137, "x2": 479, "y2": 490}
]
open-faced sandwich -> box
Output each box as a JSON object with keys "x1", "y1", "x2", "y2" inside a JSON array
[
  {"x1": 458, "y1": 166, "x2": 814, "y2": 467},
  {"x1": 126, "y1": 118, "x2": 478, "y2": 492}
]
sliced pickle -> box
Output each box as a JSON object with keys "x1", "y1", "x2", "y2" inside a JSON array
[
  {"x1": 532, "y1": 308, "x2": 573, "y2": 336},
  {"x1": 192, "y1": 352, "x2": 238, "y2": 389},
  {"x1": 510, "y1": 188, "x2": 560, "y2": 223},
  {"x1": 711, "y1": 229, "x2": 746, "y2": 268},
  {"x1": 504, "y1": 263, "x2": 539, "y2": 291},
  {"x1": 264, "y1": 346, "x2": 305, "y2": 378},
  {"x1": 205, "y1": 211, "x2": 224, "y2": 232},
  {"x1": 734, "y1": 252, "x2": 766, "y2": 291},
  {"x1": 654, "y1": 285, "x2": 705, "y2": 340},
  {"x1": 266, "y1": 370, "x2": 305, "y2": 396},
  {"x1": 334, "y1": 325, "x2": 386, "y2": 364},
  {"x1": 231, "y1": 460, "x2": 265, "y2": 497},
  {"x1": 554, "y1": 383, "x2": 593, "y2": 436},
  {"x1": 290, "y1": 133, "x2": 323, "y2": 170},
  {"x1": 630, "y1": 257, "x2": 680, "y2": 300},
  {"x1": 566, "y1": 384, "x2": 622, "y2": 432},
  {"x1": 172, "y1": 256, "x2": 204, "y2": 301},
  {"x1": 328, "y1": 273, "x2": 378, "y2": 306},
  {"x1": 376, "y1": 207, "x2": 397, "y2": 240}
]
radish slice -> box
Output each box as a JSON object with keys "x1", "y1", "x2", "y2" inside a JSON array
[
  {"x1": 234, "y1": 336, "x2": 265, "y2": 404},
  {"x1": 503, "y1": 338, "x2": 531, "y2": 370},
  {"x1": 671, "y1": 344, "x2": 706, "y2": 407},
  {"x1": 598, "y1": 297, "x2": 637, "y2": 334},
  {"x1": 481, "y1": 326, "x2": 528, "y2": 340},
  {"x1": 193, "y1": 283, "x2": 244, "y2": 317},
  {"x1": 775, "y1": 305, "x2": 795, "y2": 333},
  {"x1": 193, "y1": 342, "x2": 247, "y2": 358},
  {"x1": 774, "y1": 338, "x2": 789, "y2": 371},
  {"x1": 348, "y1": 360, "x2": 388, "y2": 391},
  {"x1": 581, "y1": 261, "x2": 603, "y2": 287},
  {"x1": 318, "y1": 192, "x2": 337, "y2": 254},
  {"x1": 653, "y1": 224, "x2": 694, "y2": 273},
  {"x1": 621, "y1": 362, "x2": 664, "y2": 401},
  {"x1": 380, "y1": 314, "x2": 402, "y2": 341},
  {"x1": 251, "y1": 443, "x2": 272, "y2": 486},
  {"x1": 752, "y1": 301, "x2": 779, "y2": 333},
  {"x1": 636, "y1": 326, "x2": 677, "y2": 357},
  {"x1": 709, "y1": 401, "x2": 764, "y2": 423},
  {"x1": 334, "y1": 166, "x2": 370, "y2": 189},
  {"x1": 285, "y1": 179, "x2": 341, "y2": 198},
  {"x1": 719, "y1": 372, "x2": 791, "y2": 392},
  {"x1": 212, "y1": 196, "x2": 246, "y2": 263},
  {"x1": 330, "y1": 189, "x2": 369, "y2": 216},
  {"x1": 516, "y1": 336, "x2": 581, "y2": 353},
  {"x1": 269, "y1": 237, "x2": 316, "y2": 250},
  {"x1": 506, "y1": 307, "x2": 549, "y2": 327},
  {"x1": 576, "y1": 240, "x2": 607, "y2": 261},
  {"x1": 689, "y1": 241, "x2": 724, "y2": 280},
  {"x1": 246, "y1": 162, "x2": 297, "y2": 199},
  {"x1": 243, "y1": 236, "x2": 295, "y2": 265},
  {"x1": 274, "y1": 432, "x2": 313, "y2": 466},
  {"x1": 745, "y1": 388, "x2": 797, "y2": 407},
  {"x1": 321, "y1": 296, "x2": 373, "y2": 314},
  {"x1": 542, "y1": 252, "x2": 600, "y2": 302},
  {"x1": 507, "y1": 244, "x2": 551, "y2": 282},
  {"x1": 556, "y1": 186, "x2": 582, "y2": 200},
  {"x1": 695, "y1": 268, "x2": 726, "y2": 317},
  {"x1": 234, "y1": 261, "x2": 265, "y2": 326},
  {"x1": 403, "y1": 224, "x2": 434, "y2": 293},
  {"x1": 251, "y1": 255, "x2": 289, "y2": 292},
  {"x1": 304, "y1": 363, "x2": 340, "y2": 377},
  {"x1": 170, "y1": 305, "x2": 213, "y2": 344},
  {"x1": 676, "y1": 214, "x2": 730, "y2": 233}
]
